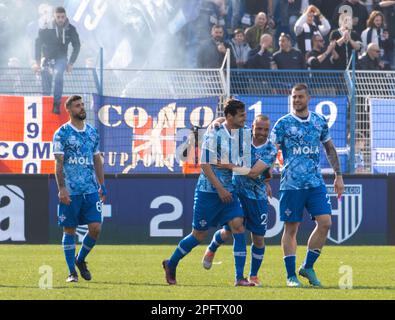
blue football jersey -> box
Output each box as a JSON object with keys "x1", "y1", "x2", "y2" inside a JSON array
[
  {"x1": 233, "y1": 140, "x2": 278, "y2": 200},
  {"x1": 53, "y1": 122, "x2": 100, "y2": 195},
  {"x1": 271, "y1": 112, "x2": 331, "y2": 190},
  {"x1": 196, "y1": 125, "x2": 250, "y2": 193}
]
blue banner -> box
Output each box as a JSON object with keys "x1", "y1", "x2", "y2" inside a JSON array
[
  {"x1": 93, "y1": 95, "x2": 218, "y2": 174},
  {"x1": 370, "y1": 98, "x2": 395, "y2": 173},
  {"x1": 238, "y1": 95, "x2": 349, "y2": 172},
  {"x1": 48, "y1": 176, "x2": 387, "y2": 245}
]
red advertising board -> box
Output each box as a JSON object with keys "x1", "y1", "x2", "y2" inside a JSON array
[{"x1": 0, "y1": 96, "x2": 69, "y2": 173}]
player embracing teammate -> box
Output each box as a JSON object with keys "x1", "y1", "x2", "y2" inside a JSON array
[{"x1": 163, "y1": 83, "x2": 344, "y2": 288}]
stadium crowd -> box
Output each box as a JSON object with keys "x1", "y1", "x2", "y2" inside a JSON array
[
  {"x1": 193, "y1": 0, "x2": 395, "y2": 71},
  {"x1": 0, "y1": 0, "x2": 395, "y2": 70}
]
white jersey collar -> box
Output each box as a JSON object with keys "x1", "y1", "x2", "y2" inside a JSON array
[
  {"x1": 252, "y1": 140, "x2": 269, "y2": 149},
  {"x1": 291, "y1": 111, "x2": 311, "y2": 123},
  {"x1": 68, "y1": 121, "x2": 86, "y2": 132}
]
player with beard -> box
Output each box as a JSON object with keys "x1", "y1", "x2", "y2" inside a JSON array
[
  {"x1": 52, "y1": 95, "x2": 106, "y2": 283},
  {"x1": 271, "y1": 83, "x2": 344, "y2": 287}
]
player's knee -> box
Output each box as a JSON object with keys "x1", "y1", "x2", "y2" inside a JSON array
[
  {"x1": 252, "y1": 236, "x2": 265, "y2": 248},
  {"x1": 228, "y1": 218, "x2": 245, "y2": 234},
  {"x1": 318, "y1": 219, "x2": 332, "y2": 232},
  {"x1": 192, "y1": 229, "x2": 207, "y2": 242},
  {"x1": 63, "y1": 228, "x2": 76, "y2": 236},
  {"x1": 284, "y1": 223, "x2": 299, "y2": 237},
  {"x1": 89, "y1": 225, "x2": 102, "y2": 239},
  {"x1": 222, "y1": 229, "x2": 232, "y2": 241}
]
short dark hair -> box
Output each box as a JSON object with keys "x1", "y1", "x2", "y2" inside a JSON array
[
  {"x1": 65, "y1": 95, "x2": 82, "y2": 109},
  {"x1": 279, "y1": 33, "x2": 291, "y2": 41},
  {"x1": 211, "y1": 24, "x2": 224, "y2": 32},
  {"x1": 224, "y1": 99, "x2": 245, "y2": 117},
  {"x1": 55, "y1": 6, "x2": 66, "y2": 14},
  {"x1": 234, "y1": 28, "x2": 244, "y2": 36},
  {"x1": 292, "y1": 83, "x2": 309, "y2": 95}
]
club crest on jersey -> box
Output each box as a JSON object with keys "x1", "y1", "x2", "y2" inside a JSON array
[
  {"x1": 199, "y1": 220, "x2": 208, "y2": 228},
  {"x1": 327, "y1": 185, "x2": 363, "y2": 244}
]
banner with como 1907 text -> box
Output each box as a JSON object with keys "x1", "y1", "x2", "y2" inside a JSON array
[{"x1": 93, "y1": 94, "x2": 218, "y2": 174}]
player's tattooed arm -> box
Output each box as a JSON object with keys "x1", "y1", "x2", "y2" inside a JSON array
[
  {"x1": 324, "y1": 139, "x2": 345, "y2": 198},
  {"x1": 94, "y1": 153, "x2": 105, "y2": 185},
  {"x1": 323, "y1": 140, "x2": 341, "y2": 175},
  {"x1": 54, "y1": 154, "x2": 66, "y2": 188},
  {"x1": 55, "y1": 154, "x2": 71, "y2": 205}
]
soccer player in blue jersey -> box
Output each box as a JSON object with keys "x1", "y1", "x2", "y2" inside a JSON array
[
  {"x1": 162, "y1": 99, "x2": 253, "y2": 286},
  {"x1": 271, "y1": 83, "x2": 344, "y2": 287},
  {"x1": 53, "y1": 95, "x2": 106, "y2": 283},
  {"x1": 202, "y1": 115, "x2": 277, "y2": 287}
]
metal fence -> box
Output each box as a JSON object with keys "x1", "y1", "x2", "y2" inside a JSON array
[
  {"x1": 1, "y1": 63, "x2": 395, "y2": 174},
  {"x1": 350, "y1": 70, "x2": 395, "y2": 173}
]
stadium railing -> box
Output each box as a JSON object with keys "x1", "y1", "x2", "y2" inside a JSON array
[{"x1": 1, "y1": 63, "x2": 395, "y2": 174}]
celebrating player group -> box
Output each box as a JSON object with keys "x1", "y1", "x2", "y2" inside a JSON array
[
  {"x1": 162, "y1": 83, "x2": 344, "y2": 288},
  {"x1": 52, "y1": 84, "x2": 344, "y2": 287}
]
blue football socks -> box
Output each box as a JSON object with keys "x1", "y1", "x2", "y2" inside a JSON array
[
  {"x1": 233, "y1": 233, "x2": 247, "y2": 280},
  {"x1": 76, "y1": 233, "x2": 96, "y2": 263},
  {"x1": 303, "y1": 249, "x2": 321, "y2": 269},
  {"x1": 168, "y1": 234, "x2": 200, "y2": 269},
  {"x1": 284, "y1": 255, "x2": 297, "y2": 278},
  {"x1": 250, "y1": 245, "x2": 265, "y2": 277},
  {"x1": 62, "y1": 233, "x2": 76, "y2": 274},
  {"x1": 208, "y1": 229, "x2": 226, "y2": 253}
]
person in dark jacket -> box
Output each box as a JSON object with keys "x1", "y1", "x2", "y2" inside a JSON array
[
  {"x1": 272, "y1": 33, "x2": 305, "y2": 69},
  {"x1": 306, "y1": 34, "x2": 339, "y2": 70},
  {"x1": 197, "y1": 24, "x2": 227, "y2": 68},
  {"x1": 33, "y1": 6, "x2": 80, "y2": 114},
  {"x1": 358, "y1": 43, "x2": 385, "y2": 70},
  {"x1": 246, "y1": 33, "x2": 274, "y2": 69}
]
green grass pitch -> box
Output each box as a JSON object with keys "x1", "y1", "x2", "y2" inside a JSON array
[{"x1": 0, "y1": 245, "x2": 394, "y2": 300}]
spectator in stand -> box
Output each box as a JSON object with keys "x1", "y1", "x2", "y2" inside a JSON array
[
  {"x1": 358, "y1": 42, "x2": 385, "y2": 69},
  {"x1": 274, "y1": 0, "x2": 312, "y2": 46},
  {"x1": 361, "y1": 10, "x2": 393, "y2": 70},
  {"x1": 329, "y1": 14, "x2": 362, "y2": 69},
  {"x1": 188, "y1": 0, "x2": 227, "y2": 66},
  {"x1": 272, "y1": 32, "x2": 305, "y2": 69},
  {"x1": 246, "y1": 34, "x2": 274, "y2": 69},
  {"x1": 306, "y1": 34, "x2": 339, "y2": 69},
  {"x1": 309, "y1": 0, "x2": 342, "y2": 27},
  {"x1": 241, "y1": 0, "x2": 275, "y2": 28},
  {"x1": 294, "y1": 5, "x2": 331, "y2": 55},
  {"x1": 229, "y1": 29, "x2": 252, "y2": 68},
  {"x1": 197, "y1": 24, "x2": 228, "y2": 68},
  {"x1": 245, "y1": 12, "x2": 275, "y2": 50},
  {"x1": 333, "y1": 0, "x2": 369, "y2": 36},
  {"x1": 287, "y1": 0, "x2": 304, "y2": 42},
  {"x1": 33, "y1": 6, "x2": 80, "y2": 114},
  {"x1": 379, "y1": 1, "x2": 395, "y2": 68}
]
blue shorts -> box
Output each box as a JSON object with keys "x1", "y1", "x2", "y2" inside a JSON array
[
  {"x1": 238, "y1": 194, "x2": 268, "y2": 236},
  {"x1": 279, "y1": 185, "x2": 332, "y2": 223},
  {"x1": 58, "y1": 192, "x2": 102, "y2": 228},
  {"x1": 193, "y1": 191, "x2": 244, "y2": 231}
]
